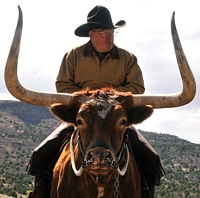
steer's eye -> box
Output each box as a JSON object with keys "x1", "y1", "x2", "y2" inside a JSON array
[
  {"x1": 76, "y1": 119, "x2": 82, "y2": 126},
  {"x1": 120, "y1": 119, "x2": 127, "y2": 126}
]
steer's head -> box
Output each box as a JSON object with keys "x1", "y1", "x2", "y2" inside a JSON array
[{"x1": 50, "y1": 89, "x2": 153, "y2": 184}]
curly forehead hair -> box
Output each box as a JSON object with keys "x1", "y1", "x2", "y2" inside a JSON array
[
  {"x1": 73, "y1": 88, "x2": 134, "y2": 112},
  {"x1": 73, "y1": 88, "x2": 132, "y2": 98}
]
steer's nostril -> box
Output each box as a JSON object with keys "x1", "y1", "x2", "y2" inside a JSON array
[{"x1": 100, "y1": 152, "x2": 109, "y2": 161}]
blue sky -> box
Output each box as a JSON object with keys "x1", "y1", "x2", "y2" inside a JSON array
[{"x1": 0, "y1": 0, "x2": 200, "y2": 143}]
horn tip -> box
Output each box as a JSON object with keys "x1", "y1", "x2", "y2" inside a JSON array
[
  {"x1": 172, "y1": 11, "x2": 175, "y2": 20},
  {"x1": 18, "y1": 5, "x2": 21, "y2": 11},
  {"x1": 17, "y1": 5, "x2": 22, "y2": 17}
]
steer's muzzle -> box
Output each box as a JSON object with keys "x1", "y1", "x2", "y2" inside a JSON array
[
  {"x1": 84, "y1": 146, "x2": 117, "y2": 173},
  {"x1": 71, "y1": 130, "x2": 129, "y2": 177},
  {"x1": 83, "y1": 146, "x2": 117, "y2": 184}
]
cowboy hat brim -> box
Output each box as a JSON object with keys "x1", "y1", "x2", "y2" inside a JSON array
[{"x1": 74, "y1": 20, "x2": 126, "y2": 37}]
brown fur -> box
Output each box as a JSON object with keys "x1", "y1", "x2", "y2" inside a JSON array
[{"x1": 50, "y1": 89, "x2": 153, "y2": 198}]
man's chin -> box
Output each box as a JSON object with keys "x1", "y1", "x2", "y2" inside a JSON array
[{"x1": 104, "y1": 45, "x2": 113, "y2": 52}]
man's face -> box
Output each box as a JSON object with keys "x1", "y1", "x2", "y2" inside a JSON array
[{"x1": 88, "y1": 29, "x2": 114, "y2": 52}]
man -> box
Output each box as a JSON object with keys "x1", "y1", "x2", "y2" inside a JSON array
[
  {"x1": 28, "y1": 5, "x2": 165, "y2": 198},
  {"x1": 56, "y1": 6, "x2": 144, "y2": 94}
]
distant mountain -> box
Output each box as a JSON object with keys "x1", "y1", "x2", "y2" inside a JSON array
[
  {"x1": 0, "y1": 100, "x2": 55, "y2": 124},
  {"x1": 0, "y1": 101, "x2": 199, "y2": 198}
]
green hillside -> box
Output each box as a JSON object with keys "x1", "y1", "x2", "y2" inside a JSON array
[{"x1": 0, "y1": 101, "x2": 199, "y2": 197}]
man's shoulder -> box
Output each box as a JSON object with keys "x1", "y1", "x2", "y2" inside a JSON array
[
  {"x1": 71, "y1": 43, "x2": 86, "y2": 52},
  {"x1": 116, "y1": 46, "x2": 137, "y2": 59},
  {"x1": 64, "y1": 43, "x2": 87, "y2": 57}
]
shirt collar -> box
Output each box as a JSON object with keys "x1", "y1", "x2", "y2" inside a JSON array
[{"x1": 84, "y1": 41, "x2": 120, "y2": 59}]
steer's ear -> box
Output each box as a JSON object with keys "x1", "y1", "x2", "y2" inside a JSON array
[
  {"x1": 50, "y1": 103, "x2": 76, "y2": 124},
  {"x1": 127, "y1": 105, "x2": 153, "y2": 125}
]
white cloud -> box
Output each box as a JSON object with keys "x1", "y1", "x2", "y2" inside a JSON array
[{"x1": 138, "y1": 106, "x2": 200, "y2": 144}]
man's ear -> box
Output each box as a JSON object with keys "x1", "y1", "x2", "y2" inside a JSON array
[
  {"x1": 88, "y1": 31, "x2": 93, "y2": 40},
  {"x1": 50, "y1": 104, "x2": 76, "y2": 124},
  {"x1": 127, "y1": 105, "x2": 153, "y2": 125}
]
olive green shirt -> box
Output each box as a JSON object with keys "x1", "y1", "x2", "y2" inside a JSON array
[{"x1": 56, "y1": 41, "x2": 145, "y2": 94}]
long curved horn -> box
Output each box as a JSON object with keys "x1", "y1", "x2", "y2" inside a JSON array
[
  {"x1": 4, "y1": 6, "x2": 73, "y2": 107},
  {"x1": 132, "y1": 12, "x2": 196, "y2": 108}
]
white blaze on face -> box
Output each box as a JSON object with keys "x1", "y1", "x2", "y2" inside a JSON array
[
  {"x1": 97, "y1": 103, "x2": 112, "y2": 119},
  {"x1": 98, "y1": 104, "x2": 122, "y2": 119},
  {"x1": 98, "y1": 109, "x2": 108, "y2": 119}
]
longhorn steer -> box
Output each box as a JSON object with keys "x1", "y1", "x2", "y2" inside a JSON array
[
  {"x1": 50, "y1": 89, "x2": 153, "y2": 197},
  {"x1": 5, "y1": 6, "x2": 196, "y2": 198}
]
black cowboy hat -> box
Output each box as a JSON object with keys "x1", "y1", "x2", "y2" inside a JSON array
[{"x1": 74, "y1": 5, "x2": 126, "y2": 37}]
